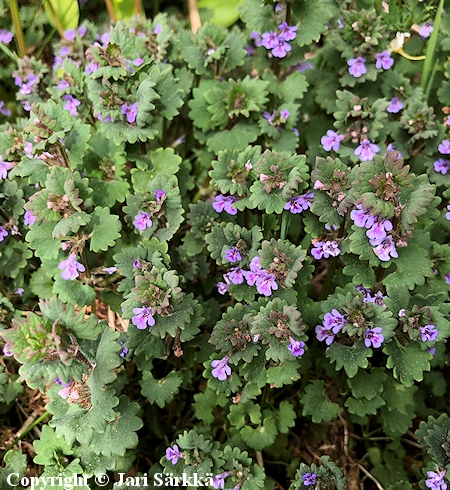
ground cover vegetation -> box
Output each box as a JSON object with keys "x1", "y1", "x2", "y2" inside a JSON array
[{"x1": 1, "y1": 0, "x2": 450, "y2": 488}]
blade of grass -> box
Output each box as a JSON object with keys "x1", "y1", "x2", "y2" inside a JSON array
[
  {"x1": 25, "y1": 0, "x2": 45, "y2": 43},
  {"x1": 420, "y1": 0, "x2": 444, "y2": 90},
  {"x1": 10, "y1": 0, "x2": 27, "y2": 57},
  {"x1": 0, "y1": 41, "x2": 19, "y2": 64},
  {"x1": 35, "y1": 26, "x2": 57, "y2": 59}
]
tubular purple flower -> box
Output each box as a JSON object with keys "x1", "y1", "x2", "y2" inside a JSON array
[
  {"x1": 303, "y1": 473, "x2": 317, "y2": 486},
  {"x1": 280, "y1": 109, "x2": 290, "y2": 119},
  {"x1": 133, "y1": 259, "x2": 141, "y2": 268},
  {"x1": 311, "y1": 241, "x2": 325, "y2": 260},
  {"x1": 58, "y1": 254, "x2": 86, "y2": 280},
  {"x1": 374, "y1": 50, "x2": 394, "y2": 70},
  {"x1": 134, "y1": 211, "x2": 152, "y2": 231},
  {"x1": 14, "y1": 288, "x2": 24, "y2": 296},
  {"x1": 212, "y1": 472, "x2": 230, "y2": 490},
  {"x1": 0, "y1": 101, "x2": 11, "y2": 116},
  {"x1": 224, "y1": 267, "x2": 245, "y2": 285},
  {"x1": 119, "y1": 341, "x2": 128, "y2": 358},
  {"x1": 323, "y1": 309, "x2": 346, "y2": 334},
  {"x1": 63, "y1": 95, "x2": 81, "y2": 116},
  {"x1": 261, "y1": 31, "x2": 278, "y2": 49},
  {"x1": 85, "y1": 62, "x2": 99, "y2": 75},
  {"x1": 350, "y1": 204, "x2": 376, "y2": 229},
  {"x1": 347, "y1": 57, "x2": 367, "y2": 78},
  {"x1": 64, "y1": 29, "x2": 76, "y2": 41},
  {"x1": 211, "y1": 357, "x2": 231, "y2": 380},
  {"x1": 24, "y1": 210, "x2": 37, "y2": 226},
  {"x1": 387, "y1": 97, "x2": 404, "y2": 113},
  {"x1": 321, "y1": 130, "x2": 345, "y2": 151},
  {"x1": 0, "y1": 156, "x2": 14, "y2": 179},
  {"x1": 372, "y1": 236, "x2": 398, "y2": 261},
  {"x1": 419, "y1": 325, "x2": 438, "y2": 342},
  {"x1": 425, "y1": 469, "x2": 447, "y2": 490},
  {"x1": 155, "y1": 189, "x2": 166, "y2": 203},
  {"x1": 122, "y1": 103, "x2": 138, "y2": 124},
  {"x1": 0, "y1": 29, "x2": 13, "y2": 44},
  {"x1": 278, "y1": 22, "x2": 298, "y2": 41},
  {"x1": 354, "y1": 140, "x2": 380, "y2": 161},
  {"x1": 446, "y1": 205, "x2": 450, "y2": 220},
  {"x1": 217, "y1": 282, "x2": 229, "y2": 295},
  {"x1": 438, "y1": 140, "x2": 450, "y2": 155},
  {"x1": 419, "y1": 22, "x2": 433, "y2": 39},
  {"x1": 271, "y1": 38, "x2": 292, "y2": 58},
  {"x1": 166, "y1": 444, "x2": 184, "y2": 465},
  {"x1": 224, "y1": 246, "x2": 242, "y2": 263},
  {"x1": 288, "y1": 338, "x2": 305, "y2": 357},
  {"x1": 434, "y1": 159, "x2": 450, "y2": 174},
  {"x1": 315, "y1": 325, "x2": 335, "y2": 345},
  {"x1": 250, "y1": 31, "x2": 262, "y2": 47},
  {"x1": 366, "y1": 219, "x2": 393, "y2": 244},
  {"x1": 212, "y1": 195, "x2": 238, "y2": 215},
  {"x1": 256, "y1": 272, "x2": 278, "y2": 296},
  {"x1": 364, "y1": 327, "x2": 384, "y2": 348},
  {"x1": 132, "y1": 307, "x2": 156, "y2": 330},
  {"x1": 57, "y1": 80, "x2": 70, "y2": 90}
]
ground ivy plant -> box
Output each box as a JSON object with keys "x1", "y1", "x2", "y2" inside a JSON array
[{"x1": 1, "y1": 0, "x2": 450, "y2": 489}]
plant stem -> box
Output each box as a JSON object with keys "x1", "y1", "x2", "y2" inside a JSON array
[
  {"x1": 318, "y1": 255, "x2": 338, "y2": 300},
  {"x1": 35, "y1": 27, "x2": 57, "y2": 59},
  {"x1": 375, "y1": 264, "x2": 385, "y2": 283},
  {"x1": 2, "y1": 411, "x2": 50, "y2": 455},
  {"x1": 10, "y1": 0, "x2": 27, "y2": 57},
  {"x1": 104, "y1": 0, "x2": 118, "y2": 21},
  {"x1": 0, "y1": 42, "x2": 18, "y2": 63},
  {"x1": 420, "y1": 0, "x2": 444, "y2": 90},
  {"x1": 25, "y1": 0, "x2": 45, "y2": 43},
  {"x1": 44, "y1": 0, "x2": 65, "y2": 38},
  {"x1": 280, "y1": 210, "x2": 290, "y2": 241}
]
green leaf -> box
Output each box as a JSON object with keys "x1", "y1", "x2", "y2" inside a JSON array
[
  {"x1": 240, "y1": 412, "x2": 278, "y2": 450},
  {"x1": 34, "y1": 424, "x2": 74, "y2": 466},
  {"x1": 292, "y1": 0, "x2": 336, "y2": 47},
  {"x1": 266, "y1": 361, "x2": 301, "y2": 388},
  {"x1": 300, "y1": 380, "x2": 341, "y2": 423},
  {"x1": 140, "y1": 370, "x2": 183, "y2": 408},
  {"x1": 326, "y1": 340, "x2": 373, "y2": 378},
  {"x1": 347, "y1": 368, "x2": 386, "y2": 400},
  {"x1": 44, "y1": 0, "x2": 79, "y2": 31},
  {"x1": 53, "y1": 275, "x2": 96, "y2": 307},
  {"x1": 345, "y1": 395, "x2": 384, "y2": 417},
  {"x1": 341, "y1": 254, "x2": 376, "y2": 288},
  {"x1": 384, "y1": 340, "x2": 432, "y2": 387},
  {"x1": 383, "y1": 244, "x2": 434, "y2": 291},
  {"x1": 89, "y1": 207, "x2": 122, "y2": 252},
  {"x1": 416, "y1": 414, "x2": 450, "y2": 469},
  {"x1": 0, "y1": 450, "x2": 27, "y2": 488},
  {"x1": 193, "y1": 387, "x2": 229, "y2": 424},
  {"x1": 207, "y1": 123, "x2": 261, "y2": 154},
  {"x1": 277, "y1": 401, "x2": 296, "y2": 434}
]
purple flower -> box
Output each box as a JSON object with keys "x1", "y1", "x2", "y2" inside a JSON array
[
  {"x1": 133, "y1": 259, "x2": 141, "y2": 268},
  {"x1": 119, "y1": 341, "x2": 128, "y2": 358},
  {"x1": 59, "y1": 46, "x2": 71, "y2": 57},
  {"x1": 295, "y1": 60, "x2": 313, "y2": 73},
  {"x1": 350, "y1": 204, "x2": 376, "y2": 229},
  {"x1": 261, "y1": 31, "x2": 278, "y2": 49},
  {"x1": 0, "y1": 29, "x2": 13, "y2": 44},
  {"x1": 429, "y1": 347, "x2": 437, "y2": 356},
  {"x1": 0, "y1": 101, "x2": 11, "y2": 116},
  {"x1": 302, "y1": 473, "x2": 317, "y2": 486},
  {"x1": 256, "y1": 272, "x2": 278, "y2": 296},
  {"x1": 372, "y1": 236, "x2": 398, "y2": 261},
  {"x1": 134, "y1": 211, "x2": 152, "y2": 231},
  {"x1": 347, "y1": 57, "x2": 367, "y2": 78},
  {"x1": 64, "y1": 29, "x2": 76, "y2": 41},
  {"x1": 321, "y1": 130, "x2": 345, "y2": 151},
  {"x1": 154, "y1": 24, "x2": 162, "y2": 34},
  {"x1": 224, "y1": 267, "x2": 245, "y2": 285},
  {"x1": 155, "y1": 189, "x2": 165, "y2": 203},
  {"x1": 311, "y1": 241, "x2": 325, "y2": 260},
  {"x1": 284, "y1": 192, "x2": 314, "y2": 214},
  {"x1": 434, "y1": 158, "x2": 450, "y2": 174},
  {"x1": 217, "y1": 282, "x2": 229, "y2": 295},
  {"x1": 280, "y1": 109, "x2": 290, "y2": 119},
  {"x1": 419, "y1": 325, "x2": 438, "y2": 342},
  {"x1": 374, "y1": 50, "x2": 394, "y2": 70},
  {"x1": 250, "y1": 31, "x2": 262, "y2": 47},
  {"x1": 85, "y1": 62, "x2": 99, "y2": 75},
  {"x1": 14, "y1": 288, "x2": 24, "y2": 296},
  {"x1": 425, "y1": 469, "x2": 447, "y2": 490},
  {"x1": 366, "y1": 219, "x2": 393, "y2": 244},
  {"x1": 166, "y1": 444, "x2": 184, "y2": 465},
  {"x1": 0, "y1": 156, "x2": 14, "y2": 179},
  {"x1": 24, "y1": 210, "x2": 37, "y2": 226},
  {"x1": 322, "y1": 240, "x2": 340, "y2": 257},
  {"x1": 315, "y1": 325, "x2": 334, "y2": 345},
  {"x1": 122, "y1": 103, "x2": 138, "y2": 124},
  {"x1": 446, "y1": 205, "x2": 450, "y2": 221},
  {"x1": 224, "y1": 246, "x2": 242, "y2": 263},
  {"x1": 438, "y1": 140, "x2": 450, "y2": 155},
  {"x1": 19, "y1": 74, "x2": 38, "y2": 95},
  {"x1": 212, "y1": 195, "x2": 238, "y2": 215},
  {"x1": 287, "y1": 338, "x2": 305, "y2": 357},
  {"x1": 63, "y1": 95, "x2": 81, "y2": 116},
  {"x1": 104, "y1": 267, "x2": 117, "y2": 274},
  {"x1": 272, "y1": 38, "x2": 292, "y2": 57},
  {"x1": 132, "y1": 306, "x2": 155, "y2": 330},
  {"x1": 367, "y1": 291, "x2": 386, "y2": 307},
  {"x1": 387, "y1": 97, "x2": 404, "y2": 113},
  {"x1": 354, "y1": 140, "x2": 380, "y2": 161},
  {"x1": 58, "y1": 254, "x2": 86, "y2": 280},
  {"x1": 97, "y1": 113, "x2": 111, "y2": 123},
  {"x1": 263, "y1": 110, "x2": 276, "y2": 124},
  {"x1": 212, "y1": 472, "x2": 230, "y2": 490},
  {"x1": 419, "y1": 22, "x2": 434, "y2": 40},
  {"x1": 78, "y1": 26, "x2": 87, "y2": 37},
  {"x1": 57, "y1": 80, "x2": 70, "y2": 90},
  {"x1": 323, "y1": 309, "x2": 346, "y2": 334},
  {"x1": 337, "y1": 19, "x2": 344, "y2": 28},
  {"x1": 211, "y1": 357, "x2": 231, "y2": 380},
  {"x1": 278, "y1": 22, "x2": 298, "y2": 41},
  {"x1": 364, "y1": 327, "x2": 384, "y2": 348},
  {"x1": 250, "y1": 256, "x2": 261, "y2": 272},
  {"x1": 275, "y1": 3, "x2": 282, "y2": 12},
  {"x1": 292, "y1": 127, "x2": 300, "y2": 137}
]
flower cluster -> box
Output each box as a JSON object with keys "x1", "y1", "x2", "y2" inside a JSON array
[
  {"x1": 351, "y1": 204, "x2": 398, "y2": 261},
  {"x1": 311, "y1": 240, "x2": 340, "y2": 260},
  {"x1": 434, "y1": 139, "x2": 450, "y2": 175},
  {"x1": 254, "y1": 21, "x2": 298, "y2": 58},
  {"x1": 284, "y1": 191, "x2": 314, "y2": 214},
  {"x1": 347, "y1": 50, "x2": 394, "y2": 78},
  {"x1": 58, "y1": 254, "x2": 86, "y2": 280},
  {"x1": 302, "y1": 473, "x2": 317, "y2": 487}
]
